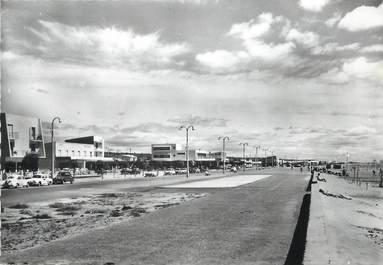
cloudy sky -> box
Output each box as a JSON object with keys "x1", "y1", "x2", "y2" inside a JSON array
[{"x1": 1, "y1": 0, "x2": 383, "y2": 161}]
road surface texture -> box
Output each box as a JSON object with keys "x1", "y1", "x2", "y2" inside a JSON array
[
  {"x1": 1, "y1": 171, "x2": 233, "y2": 207},
  {"x1": 1, "y1": 168, "x2": 309, "y2": 265}
]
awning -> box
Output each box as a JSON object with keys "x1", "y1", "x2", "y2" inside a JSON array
[
  {"x1": 71, "y1": 157, "x2": 115, "y2": 163},
  {"x1": 4, "y1": 157, "x2": 24, "y2": 163}
]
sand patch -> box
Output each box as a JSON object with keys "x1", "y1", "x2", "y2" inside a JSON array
[
  {"x1": 162, "y1": 175, "x2": 271, "y2": 188},
  {"x1": 1, "y1": 192, "x2": 206, "y2": 253}
]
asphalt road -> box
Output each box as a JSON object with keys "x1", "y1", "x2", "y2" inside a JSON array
[
  {"x1": 1, "y1": 167, "x2": 309, "y2": 265},
  {"x1": 1, "y1": 171, "x2": 226, "y2": 207}
]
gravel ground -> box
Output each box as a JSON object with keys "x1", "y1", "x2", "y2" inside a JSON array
[{"x1": 1, "y1": 192, "x2": 206, "y2": 254}]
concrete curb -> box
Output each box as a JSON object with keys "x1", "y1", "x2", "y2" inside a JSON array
[
  {"x1": 303, "y1": 178, "x2": 331, "y2": 265},
  {"x1": 284, "y1": 173, "x2": 313, "y2": 265}
]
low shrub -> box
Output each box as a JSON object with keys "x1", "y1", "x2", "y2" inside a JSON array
[
  {"x1": 109, "y1": 209, "x2": 123, "y2": 217},
  {"x1": 34, "y1": 213, "x2": 52, "y2": 219},
  {"x1": 9, "y1": 203, "x2": 29, "y2": 209}
]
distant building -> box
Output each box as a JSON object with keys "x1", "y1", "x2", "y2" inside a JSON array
[
  {"x1": 104, "y1": 151, "x2": 137, "y2": 162},
  {"x1": 151, "y1": 144, "x2": 217, "y2": 167},
  {"x1": 40, "y1": 136, "x2": 113, "y2": 170},
  {"x1": 151, "y1": 144, "x2": 181, "y2": 161},
  {"x1": 1, "y1": 113, "x2": 46, "y2": 171}
]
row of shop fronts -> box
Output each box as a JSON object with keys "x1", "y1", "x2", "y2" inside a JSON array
[{"x1": 1, "y1": 113, "x2": 278, "y2": 172}]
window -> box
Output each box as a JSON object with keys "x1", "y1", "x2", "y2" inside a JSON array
[
  {"x1": 72, "y1": 150, "x2": 75, "y2": 157},
  {"x1": 66, "y1": 150, "x2": 69, "y2": 156},
  {"x1": 153, "y1": 146, "x2": 171, "y2": 151},
  {"x1": 90, "y1": 151, "x2": 93, "y2": 157},
  {"x1": 58, "y1": 150, "x2": 62, "y2": 156},
  {"x1": 84, "y1": 151, "x2": 86, "y2": 157},
  {"x1": 7, "y1": 124, "x2": 14, "y2": 138},
  {"x1": 78, "y1": 151, "x2": 81, "y2": 157},
  {"x1": 153, "y1": 154, "x2": 171, "y2": 158},
  {"x1": 30, "y1": 127, "x2": 36, "y2": 140}
]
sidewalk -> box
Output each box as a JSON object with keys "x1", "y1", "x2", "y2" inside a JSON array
[{"x1": 304, "y1": 173, "x2": 383, "y2": 265}]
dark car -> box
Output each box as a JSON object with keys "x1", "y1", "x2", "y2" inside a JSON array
[{"x1": 53, "y1": 171, "x2": 74, "y2": 184}]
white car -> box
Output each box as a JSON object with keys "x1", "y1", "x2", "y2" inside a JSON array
[
  {"x1": 29, "y1": 174, "x2": 52, "y2": 186},
  {"x1": 3, "y1": 175, "x2": 29, "y2": 188},
  {"x1": 164, "y1": 169, "x2": 176, "y2": 175},
  {"x1": 144, "y1": 171, "x2": 157, "y2": 177}
]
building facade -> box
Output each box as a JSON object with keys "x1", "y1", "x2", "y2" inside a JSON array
[
  {"x1": 151, "y1": 144, "x2": 182, "y2": 161},
  {"x1": 40, "y1": 136, "x2": 113, "y2": 169},
  {"x1": 151, "y1": 144, "x2": 218, "y2": 168},
  {"x1": 1, "y1": 113, "x2": 46, "y2": 170}
]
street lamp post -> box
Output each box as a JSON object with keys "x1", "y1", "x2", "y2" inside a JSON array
[
  {"x1": 239, "y1": 142, "x2": 248, "y2": 171},
  {"x1": 51, "y1": 117, "x2": 62, "y2": 178},
  {"x1": 179, "y1": 125, "x2": 195, "y2": 178},
  {"x1": 270, "y1": 150, "x2": 275, "y2": 167},
  {"x1": 254, "y1": 145, "x2": 260, "y2": 158},
  {"x1": 218, "y1": 136, "x2": 230, "y2": 174},
  {"x1": 346, "y1": 152, "x2": 350, "y2": 174},
  {"x1": 262, "y1": 148, "x2": 268, "y2": 167},
  {"x1": 254, "y1": 145, "x2": 260, "y2": 169}
]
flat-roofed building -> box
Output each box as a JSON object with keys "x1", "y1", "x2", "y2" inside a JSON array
[
  {"x1": 151, "y1": 144, "x2": 182, "y2": 161},
  {"x1": 151, "y1": 144, "x2": 217, "y2": 168},
  {"x1": 41, "y1": 136, "x2": 113, "y2": 170},
  {"x1": 1, "y1": 113, "x2": 46, "y2": 170}
]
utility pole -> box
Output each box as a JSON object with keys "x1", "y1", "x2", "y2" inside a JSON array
[
  {"x1": 179, "y1": 125, "x2": 195, "y2": 178},
  {"x1": 51, "y1": 117, "x2": 62, "y2": 178},
  {"x1": 239, "y1": 142, "x2": 248, "y2": 171},
  {"x1": 346, "y1": 152, "x2": 350, "y2": 174},
  {"x1": 218, "y1": 136, "x2": 230, "y2": 174}
]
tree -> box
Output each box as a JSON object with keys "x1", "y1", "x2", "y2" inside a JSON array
[{"x1": 21, "y1": 153, "x2": 39, "y2": 172}]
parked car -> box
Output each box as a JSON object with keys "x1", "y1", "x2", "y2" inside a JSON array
[
  {"x1": 144, "y1": 171, "x2": 157, "y2": 177},
  {"x1": 3, "y1": 175, "x2": 29, "y2": 188},
  {"x1": 121, "y1": 168, "x2": 141, "y2": 175},
  {"x1": 164, "y1": 168, "x2": 176, "y2": 175},
  {"x1": 29, "y1": 174, "x2": 52, "y2": 186},
  {"x1": 53, "y1": 171, "x2": 74, "y2": 184},
  {"x1": 176, "y1": 168, "x2": 188, "y2": 174}
]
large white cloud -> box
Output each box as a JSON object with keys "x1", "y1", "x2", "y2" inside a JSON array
[
  {"x1": 338, "y1": 3, "x2": 383, "y2": 31},
  {"x1": 28, "y1": 20, "x2": 190, "y2": 70},
  {"x1": 320, "y1": 57, "x2": 383, "y2": 85},
  {"x1": 361, "y1": 44, "x2": 383, "y2": 53},
  {"x1": 343, "y1": 57, "x2": 383, "y2": 80},
  {"x1": 195, "y1": 50, "x2": 249, "y2": 70},
  {"x1": 299, "y1": 0, "x2": 331, "y2": 12},
  {"x1": 196, "y1": 13, "x2": 296, "y2": 71},
  {"x1": 227, "y1": 13, "x2": 276, "y2": 40},
  {"x1": 285, "y1": 28, "x2": 319, "y2": 48},
  {"x1": 243, "y1": 39, "x2": 295, "y2": 62}
]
